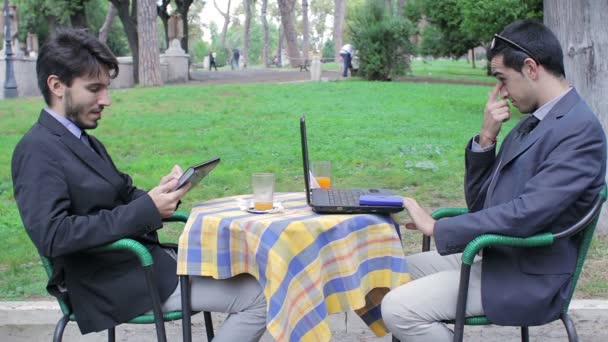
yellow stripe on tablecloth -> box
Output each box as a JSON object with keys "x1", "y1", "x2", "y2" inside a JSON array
[
  {"x1": 266, "y1": 220, "x2": 407, "y2": 341},
  {"x1": 299, "y1": 320, "x2": 332, "y2": 342}
]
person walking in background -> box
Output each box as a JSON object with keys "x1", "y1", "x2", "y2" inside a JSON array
[
  {"x1": 209, "y1": 51, "x2": 218, "y2": 71},
  {"x1": 339, "y1": 43, "x2": 353, "y2": 77},
  {"x1": 231, "y1": 48, "x2": 240, "y2": 70}
]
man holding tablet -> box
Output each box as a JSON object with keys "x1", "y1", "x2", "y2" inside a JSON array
[{"x1": 12, "y1": 28, "x2": 266, "y2": 341}]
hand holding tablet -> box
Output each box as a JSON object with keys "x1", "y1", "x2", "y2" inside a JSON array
[{"x1": 173, "y1": 157, "x2": 221, "y2": 191}]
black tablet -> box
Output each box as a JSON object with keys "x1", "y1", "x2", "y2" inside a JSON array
[{"x1": 174, "y1": 157, "x2": 221, "y2": 191}]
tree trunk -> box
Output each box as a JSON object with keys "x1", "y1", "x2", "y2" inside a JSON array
[
  {"x1": 278, "y1": 0, "x2": 300, "y2": 68},
  {"x1": 70, "y1": 0, "x2": 89, "y2": 28},
  {"x1": 111, "y1": 0, "x2": 139, "y2": 83},
  {"x1": 261, "y1": 0, "x2": 269, "y2": 66},
  {"x1": 175, "y1": 0, "x2": 193, "y2": 53},
  {"x1": 137, "y1": 0, "x2": 162, "y2": 86},
  {"x1": 243, "y1": 0, "x2": 253, "y2": 67},
  {"x1": 302, "y1": 0, "x2": 310, "y2": 61},
  {"x1": 333, "y1": 0, "x2": 346, "y2": 61},
  {"x1": 544, "y1": 0, "x2": 608, "y2": 234},
  {"x1": 213, "y1": 0, "x2": 231, "y2": 50},
  {"x1": 99, "y1": 3, "x2": 117, "y2": 43},
  {"x1": 157, "y1": 0, "x2": 171, "y2": 49}
]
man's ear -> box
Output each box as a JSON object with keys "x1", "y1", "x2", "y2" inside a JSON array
[
  {"x1": 523, "y1": 58, "x2": 539, "y2": 80},
  {"x1": 47, "y1": 75, "x2": 66, "y2": 99}
]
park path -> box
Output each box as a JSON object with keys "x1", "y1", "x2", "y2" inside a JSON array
[{"x1": 189, "y1": 67, "x2": 342, "y2": 85}]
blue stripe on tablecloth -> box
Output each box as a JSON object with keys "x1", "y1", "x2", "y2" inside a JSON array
[
  {"x1": 255, "y1": 213, "x2": 320, "y2": 285},
  {"x1": 289, "y1": 255, "x2": 405, "y2": 342},
  {"x1": 266, "y1": 215, "x2": 394, "y2": 322},
  {"x1": 185, "y1": 214, "x2": 203, "y2": 264},
  {"x1": 357, "y1": 301, "x2": 383, "y2": 327}
]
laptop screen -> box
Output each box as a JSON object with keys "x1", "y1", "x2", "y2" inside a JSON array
[{"x1": 300, "y1": 115, "x2": 312, "y2": 204}]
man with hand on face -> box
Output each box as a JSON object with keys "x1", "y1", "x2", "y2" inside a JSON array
[
  {"x1": 381, "y1": 19, "x2": 606, "y2": 341},
  {"x1": 12, "y1": 28, "x2": 266, "y2": 341}
]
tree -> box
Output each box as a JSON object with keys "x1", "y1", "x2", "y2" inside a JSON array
[
  {"x1": 418, "y1": 0, "x2": 478, "y2": 59},
  {"x1": 544, "y1": 0, "x2": 608, "y2": 233},
  {"x1": 242, "y1": 0, "x2": 254, "y2": 68},
  {"x1": 333, "y1": 0, "x2": 346, "y2": 61},
  {"x1": 137, "y1": 0, "x2": 162, "y2": 86},
  {"x1": 157, "y1": 0, "x2": 171, "y2": 48},
  {"x1": 350, "y1": 0, "x2": 415, "y2": 80},
  {"x1": 109, "y1": 0, "x2": 140, "y2": 83},
  {"x1": 261, "y1": 0, "x2": 269, "y2": 65},
  {"x1": 277, "y1": 0, "x2": 300, "y2": 67},
  {"x1": 310, "y1": 0, "x2": 332, "y2": 50},
  {"x1": 301, "y1": 0, "x2": 310, "y2": 60},
  {"x1": 213, "y1": 0, "x2": 232, "y2": 50},
  {"x1": 174, "y1": 0, "x2": 199, "y2": 53},
  {"x1": 99, "y1": 2, "x2": 117, "y2": 43}
]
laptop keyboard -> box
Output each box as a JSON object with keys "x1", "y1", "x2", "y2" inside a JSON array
[{"x1": 327, "y1": 189, "x2": 364, "y2": 206}]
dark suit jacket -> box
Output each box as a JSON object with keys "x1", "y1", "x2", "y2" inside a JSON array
[
  {"x1": 11, "y1": 110, "x2": 178, "y2": 333},
  {"x1": 434, "y1": 89, "x2": 606, "y2": 326}
]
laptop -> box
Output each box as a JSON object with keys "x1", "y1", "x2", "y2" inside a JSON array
[{"x1": 300, "y1": 115, "x2": 403, "y2": 214}]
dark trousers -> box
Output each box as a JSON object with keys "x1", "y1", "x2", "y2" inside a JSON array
[
  {"x1": 341, "y1": 52, "x2": 351, "y2": 77},
  {"x1": 209, "y1": 61, "x2": 217, "y2": 71}
]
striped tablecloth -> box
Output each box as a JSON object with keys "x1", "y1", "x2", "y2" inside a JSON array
[{"x1": 177, "y1": 192, "x2": 410, "y2": 342}]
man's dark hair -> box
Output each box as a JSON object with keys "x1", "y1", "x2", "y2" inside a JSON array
[
  {"x1": 488, "y1": 19, "x2": 565, "y2": 78},
  {"x1": 36, "y1": 28, "x2": 119, "y2": 105}
]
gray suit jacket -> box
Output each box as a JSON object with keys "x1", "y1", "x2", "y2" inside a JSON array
[
  {"x1": 434, "y1": 89, "x2": 606, "y2": 326},
  {"x1": 12, "y1": 110, "x2": 178, "y2": 333}
]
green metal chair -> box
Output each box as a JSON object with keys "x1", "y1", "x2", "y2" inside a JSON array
[
  {"x1": 40, "y1": 211, "x2": 215, "y2": 342},
  {"x1": 410, "y1": 187, "x2": 606, "y2": 342}
]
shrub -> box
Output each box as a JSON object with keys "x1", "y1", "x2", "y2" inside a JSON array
[{"x1": 349, "y1": 0, "x2": 416, "y2": 81}]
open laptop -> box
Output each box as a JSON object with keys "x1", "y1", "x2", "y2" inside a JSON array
[{"x1": 300, "y1": 115, "x2": 403, "y2": 214}]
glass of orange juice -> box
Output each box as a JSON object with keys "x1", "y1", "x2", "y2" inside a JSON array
[
  {"x1": 312, "y1": 161, "x2": 331, "y2": 188},
  {"x1": 251, "y1": 173, "x2": 275, "y2": 211}
]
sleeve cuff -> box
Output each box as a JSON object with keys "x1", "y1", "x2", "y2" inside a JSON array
[{"x1": 471, "y1": 135, "x2": 496, "y2": 152}]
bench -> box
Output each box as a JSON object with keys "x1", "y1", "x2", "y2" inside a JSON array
[{"x1": 299, "y1": 59, "x2": 310, "y2": 72}]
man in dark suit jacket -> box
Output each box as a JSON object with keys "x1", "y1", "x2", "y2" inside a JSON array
[
  {"x1": 12, "y1": 28, "x2": 266, "y2": 340},
  {"x1": 381, "y1": 20, "x2": 606, "y2": 341}
]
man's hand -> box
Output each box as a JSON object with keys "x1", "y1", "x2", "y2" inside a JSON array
[
  {"x1": 480, "y1": 82, "x2": 511, "y2": 147},
  {"x1": 402, "y1": 197, "x2": 436, "y2": 237},
  {"x1": 148, "y1": 179, "x2": 190, "y2": 218},
  {"x1": 158, "y1": 165, "x2": 183, "y2": 186}
]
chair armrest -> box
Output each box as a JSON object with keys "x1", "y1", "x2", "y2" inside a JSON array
[
  {"x1": 87, "y1": 238, "x2": 154, "y2": 267},
  {"x1": 461, "y1": 233, "x2": 554, "y2": 265},
  {"x1": 162, "y1": 211, "x2": 189, "y2": 223},
  {"x1": 431, "y1": 207, "x2": 469, "y2": 220}
]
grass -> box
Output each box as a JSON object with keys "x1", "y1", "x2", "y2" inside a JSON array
[{"x1": 0, "y1": 60, "x2": 605, "y2": 301}]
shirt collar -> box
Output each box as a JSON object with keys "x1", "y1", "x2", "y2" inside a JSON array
[
  {"x1": 532, "y1": 87, "x2": 573, "y2": 121},
  {"x1": 45, "y1": 107, "x2": 83, "y2": 139}
]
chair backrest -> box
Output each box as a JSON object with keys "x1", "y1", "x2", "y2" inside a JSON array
[
  {"x1": 40, "y1": 255, "x2": 72, "y2": 317},
  {"x1": 563, "y1": 185, "x2": 607, "y2": 312}
]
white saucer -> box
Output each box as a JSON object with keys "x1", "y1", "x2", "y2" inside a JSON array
[{"x1": 236, "y1": 198, "x2": 284, "y2": 214}]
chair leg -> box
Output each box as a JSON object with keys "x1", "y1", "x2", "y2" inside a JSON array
[
  {"x1": 520, "y1": 326, "x2": 529, "y2": 342},
  {"x1": 204, "y1": 311, "x2": 215, "y2": 341},
  {"x1": 143, "y1": 266, "x2": 167, "y2": 342},
  {"x1": 422, "y1": 235, "x2": 431, "y2": 252},
  {"x1": 107, "y1": 327, "x2": 115, "y2": 342},
  {"x1": 453, "y1": 264, "x2": 471, "y2": 342},
  {"x1": 561, "y1": 312, "x2": 579, "y2": 342},
  {"x1": 53, "y1": 315, "x2": 70, "y2": 342},
  {"x1": 180, "y1": 275, "x2": 192, "y2": 342}
]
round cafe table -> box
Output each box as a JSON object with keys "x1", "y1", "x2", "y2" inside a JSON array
[{"x1": 177, "y1": 192, "x2": 410, "y2": 342}]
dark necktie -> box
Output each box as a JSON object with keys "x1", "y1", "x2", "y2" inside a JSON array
[
  {"x1": 80, "y1": 131, "x2": 92, "y2": 148},
  {"x1": 507, "y1": 115, "x2": 540, "y2": 159}
]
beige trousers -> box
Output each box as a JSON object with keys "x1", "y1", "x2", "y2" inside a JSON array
[{"x1": 381, "y1": 251, "x2": 484, "y2": 341}]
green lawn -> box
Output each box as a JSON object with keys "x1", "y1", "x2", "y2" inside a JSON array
[{"x1": 1, "y1": 71, "x2": 605, "y2": 300}]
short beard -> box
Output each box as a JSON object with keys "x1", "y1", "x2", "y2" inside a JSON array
[{"x1": 64, "y1": 89, "x2": 91, "y2": 129}]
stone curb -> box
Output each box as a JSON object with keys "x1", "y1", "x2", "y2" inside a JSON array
[{"x1": 1, "y1": 299, "x2": 607, "y2": 326}]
